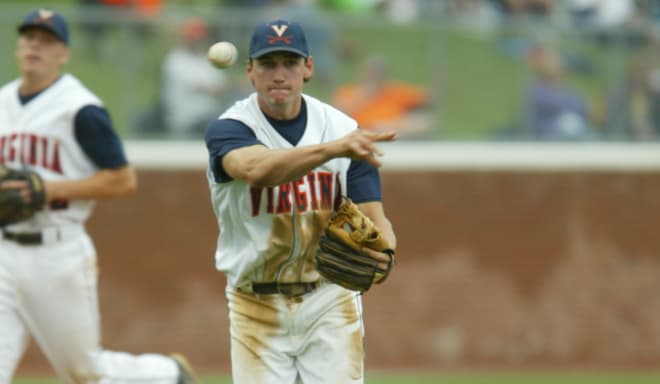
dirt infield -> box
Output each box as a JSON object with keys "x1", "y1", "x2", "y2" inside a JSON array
[{"x1": 17, "y1": 170, "x2": 660, "y2": 374}]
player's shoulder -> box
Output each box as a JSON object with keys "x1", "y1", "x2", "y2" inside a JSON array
[
  {"x1": 206, "y1": 118, "x2": 251, "y2": 135},
  {"x1": 52, "y1": 74, "x2": 103, "y2": 107},
  {"x1": 0, "y1": 78, "x2": 21, "y2": 98},
  {"x1": 205, "y1": 118, "x2": 256, "y2": 149},
  {"x1": 218, "y1": 93, "x2": 262, "y2": 128}
]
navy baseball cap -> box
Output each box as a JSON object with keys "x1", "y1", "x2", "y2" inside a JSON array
[
  {"x1": 18, "y1": 8, "x2": 70, "y2": 45},
  {"x1": 249, "y1": 19, "x2": 309, "y2": 59}
]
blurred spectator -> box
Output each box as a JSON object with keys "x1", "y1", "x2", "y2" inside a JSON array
[
  {"x1": 492, "y1": 0, "x2": 554, "y2": 19},
  {"x1": 523, "y1": 44, "x2": 597, "y2": 140},
  {"x1": 567, "y1": 0, "x2": 650, "y2": 49},
  {"x1": 443, "y1": 0, "x2": 500, "y2": 32},
  {"x1": 332, "y1": 55, "x2": 433, "y2": 139},
  {"x1": 567, "y1": 0, "x2": 635, "y2": 29},
  {"x1": 603, "y1": 35, "x2": 660, "y2": 140},
  {"x1": 382, "y1": 0, "x2": 422, "y2": 24},
  {"x1": 490, "y1": 0, "x2": 557, "y2": 60},
  {"x1": 160, "y1": 17, "x2": 230, "y2": 137}
]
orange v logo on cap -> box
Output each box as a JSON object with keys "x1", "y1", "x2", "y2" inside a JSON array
[
  {"x1": 38, "y1": 9, "x2": 54, "y2": 19},
  {"x1": 271, "y1": 24, "x2": 288, "y2": 37},
  {"x1": 268, "y1": 24, "x2": 292, "y2": 44}
]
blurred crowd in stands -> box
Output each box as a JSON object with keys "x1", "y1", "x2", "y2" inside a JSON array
[{"x1": 73, "y1": 0, "x2": 660, "y2": 141}]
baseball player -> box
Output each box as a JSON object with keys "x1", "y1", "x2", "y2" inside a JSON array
[
  {"x1": 204, "y1": 19, "x2": 397, "y2": 383},
  {"x1": 0, "y1": 9, "x2": 196, "y2": 383}
]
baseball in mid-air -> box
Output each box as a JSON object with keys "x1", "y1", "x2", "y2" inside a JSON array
[{"x1": 208, "y1": 41, "x2": 238, "y2": 69}]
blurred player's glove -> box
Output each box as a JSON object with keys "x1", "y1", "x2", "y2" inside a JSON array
[
  {"x1": 0, "y1": 165, "x2": 46, "y2": 226},
  {"x1": 316, "y1": 198, "x2": 395, "y2": 293}
]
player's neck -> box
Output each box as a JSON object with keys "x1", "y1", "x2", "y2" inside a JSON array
[{"x1": 19, "y1": 72, "x2": 61, "y2": 96}]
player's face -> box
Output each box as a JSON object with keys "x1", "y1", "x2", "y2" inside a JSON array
[
  {"x1": 248, "y1": 52, "x2": 313, "y2": 119},
  {"x1": 16, "y1": 28, "x2": 69, "y2": 80}
]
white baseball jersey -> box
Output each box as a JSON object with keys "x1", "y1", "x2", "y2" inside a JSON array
[
  {"x1": 0, "y1": 73, "x2": 99, "y2": 230},
  {"x1": 207, "y1": 93, "x2": 357, "y2": 289}
]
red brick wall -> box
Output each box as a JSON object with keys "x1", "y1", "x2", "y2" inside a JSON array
[{"x1": 17, "y1": 170, "x2": 660, "y2": 374}]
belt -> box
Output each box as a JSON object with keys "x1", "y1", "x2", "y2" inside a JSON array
[
  {"x1": 250, "y1": 282, "x2": 319, "y2": 297},
  {"x1": 2, "y1": 230, "x2": 43, "y2": 245},
  {"x1": 1, "y1": 226, "x2": 83, "y2": 246}
]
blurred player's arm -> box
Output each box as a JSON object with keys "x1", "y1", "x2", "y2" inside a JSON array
[
  {"x1": 44, "y1": 105, "x2": 137, "y2": 201},
  {"x1": 45, "y1": 165, "x2": 137, "y2": 202}
]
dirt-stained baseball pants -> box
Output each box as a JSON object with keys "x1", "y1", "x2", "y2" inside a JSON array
[{"x1": 227, "y1": 282, "x2": 365, "y2": 384}]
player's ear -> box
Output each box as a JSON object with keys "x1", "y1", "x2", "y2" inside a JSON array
[
  {"x1": 58, "y1": 46, "x2": 70, "y2": 65},
  {"x1": 303, "y1": 56, "x2": 314, "y2": 82},
  {"x1": 247, "y1": 59, "x2": 255, "y2": 87}
]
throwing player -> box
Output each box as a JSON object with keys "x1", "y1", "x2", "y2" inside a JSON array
[
  {"x1": 204, "y1": 19, "x2": 397, "y2": 383},
  {"x1": 0, "y1": 8, "x2": 196, "y2": 383}
]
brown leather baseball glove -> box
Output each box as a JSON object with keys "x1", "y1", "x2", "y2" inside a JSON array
[
  {"x1": 0, "y1": 165, "x2": 46, "y2": 226},
  {"x1": 316, "y1": 198, "x2": 395, "y2": 292}
]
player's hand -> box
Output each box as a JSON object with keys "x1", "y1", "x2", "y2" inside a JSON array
[
  {"x1": 0, "y1": 179, "x2": 34, "y2": 204},
  {"x1": 339, "y1": 129, "x2": 397, "y2": 167},
  {"x1": 361, "y1": 246, "x2": 394, "y2": 270}
]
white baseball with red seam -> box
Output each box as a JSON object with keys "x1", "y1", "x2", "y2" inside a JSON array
[{"x1": 208, "y1": 41, "x2": 238, "y2": 69}]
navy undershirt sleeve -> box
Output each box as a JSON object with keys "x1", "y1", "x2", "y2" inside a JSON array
[
  {"x1": 74, "y1": 105, "x2": 128, "y2": 169},
  {"x1": 346, "y1": 160, "x2": 382, "y2": 203},
  {"x1": 205, "y1": 119, "x2": 261, "y2": 183}
]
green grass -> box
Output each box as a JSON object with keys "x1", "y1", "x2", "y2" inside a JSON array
[{"x1": 14, "y1": 372, "x2": 660, "y2": 384}]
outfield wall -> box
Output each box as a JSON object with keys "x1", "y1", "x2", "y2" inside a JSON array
[{"x1": 18, "y1": 142, "x2": 660, "y2": 373}]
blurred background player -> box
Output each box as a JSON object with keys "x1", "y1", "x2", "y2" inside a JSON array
[
  {"x1": 160, "y1": 17, "x2": 231, "y2": 138},
  {"x1": 522, "y1": 42, "x2": 597, "y2": 140},
  {"x1": 204, "y1": 19, "x2": 397, "y2": 383},
  {"x1": 0, "y1": 8, "x2": 196, "y2": 383}
]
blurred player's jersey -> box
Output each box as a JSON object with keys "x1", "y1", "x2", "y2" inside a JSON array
[{"x1": 0, "y1": 74, "x2": 102, "y2": 229}]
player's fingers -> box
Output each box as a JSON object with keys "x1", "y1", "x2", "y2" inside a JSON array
[
  {"x1": 356, "y1": 149, "x2": 382, "y2": 167},
  {"x1": 0, "y1": 180, "x2": 28, "y2": 190},
  {"x1": 365, "y1": 155, "x2": 382, "y2": 168},
  {"x1": 360, "y1": 129, "x2": 396, "y2": 141},
  {"x1": 362, "y1": 247, "x2": 390, "y2": 270},
  {"x1": 368, "y1": 144, "x2": 383, "y2": 157},
  {"x1": 21, "y1": 189, "x2": 32, "y2": 204},
  {"x1": 362, "y1": 247, "x2": 391, "y2": 263},
  {"x1": 373, "y1": 130, "x2": 398, "y2": 142}
]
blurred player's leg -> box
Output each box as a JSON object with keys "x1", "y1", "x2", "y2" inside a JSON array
[
  {"x1": 0, "y1": 288, "x2": 30, "y2": 383},
  {"x1": 20, "y1": 234, "x2": 180, "y2": 383}
]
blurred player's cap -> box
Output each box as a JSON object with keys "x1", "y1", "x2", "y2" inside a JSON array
[
  {"x1": 18, "y1": 8, "x2": 69, "y2": 45},
  {"x1": 249, "y1": 19, "x2": 309, "y2": 59},
  {"x1": 180, "y1": 17, "x2": 209, "y2": 42}
]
